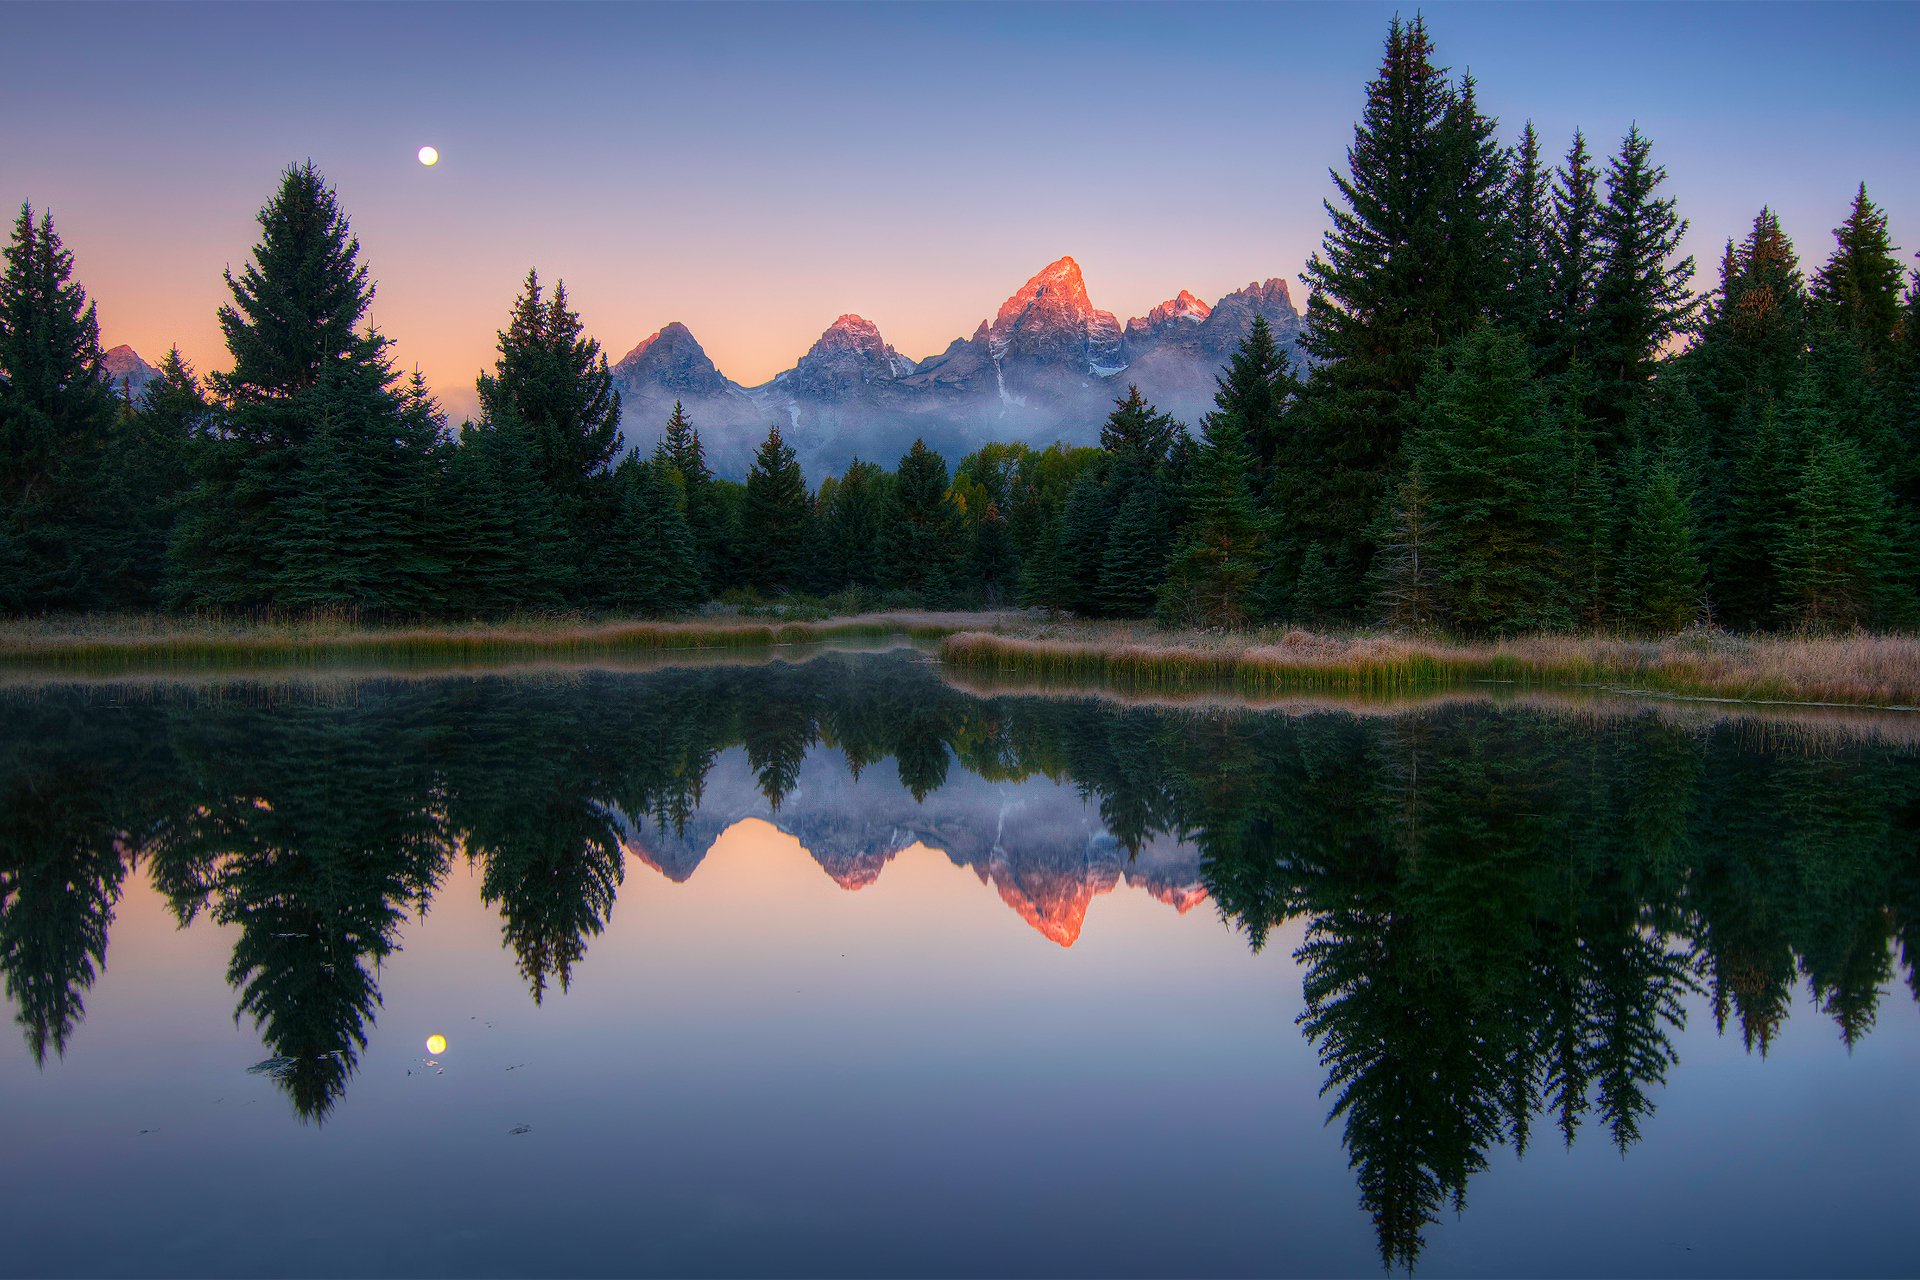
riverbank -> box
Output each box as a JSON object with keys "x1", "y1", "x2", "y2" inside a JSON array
[{"x1": 938, "y1": 624, "x2": 1920, "y2": 709}]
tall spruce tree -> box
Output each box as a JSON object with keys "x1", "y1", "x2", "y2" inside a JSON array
[
  {"x1": 1289, "y1": 16, "x2": 1511, "y2": 615},
  {"x1": 1616, "y1": 462, "x2": 1704, "y2": 632},
  {"x1": 740, "y1": 424, "x2": 811, "y2": 591},
  {"x1": 95, "y1": 349, "x2": 204, "y2": 608},
  {"x1": 591, "y1": 452, "x2": 703, "y2": 614},
  {"x1": 442, "y1": 418, "x2": 571, "y2": 614},
  {"x1": 652, "y1": 401, "x2": 730, "y2": 593},
  {"x1": 171, "y1": 163, "x2": 442, "y2": 612},
  {"x1": 1158, "y1": 415, "x2": 1266, "y2": 627},
  {"x1": 0, "y1": 205, "x2": 117, "y2": 612},
  {"x1": 1545, "y1": 131, "x2": 1603, "y2": 379},
  {"x1": 881, "y1": 439, "x2": 962, "y2": 602},
  {"x1": 1096, "y1": 486, "x2": 1167, "y2": 619},
  {"x1": 1779, "y1": 436, "x2": 1900, "y2": 628},
  {"x1": 814, "y1": 459, "x2": 888, "y2": 593},
  {"x1": 1209, "y1": 315, "x2": 1296, "y2": 487},
  {"x1": 476, "y1": 270, "x2": 620, "y2": 503},
  {"x1": 1590, "y1": 126, "x2": 1696, "y2": 436},
  {"x1": 1811, "y1": 184, "x2": 1906, "y2": 371},
  {"x1": 1504, "y1": 121, "x2": 1553, "y2": 348},
  {"x1": 1403, "y1": 328, "x2": 1573, "y2": 634}
]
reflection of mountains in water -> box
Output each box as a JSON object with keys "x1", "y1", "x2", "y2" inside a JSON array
[{"x1": 615, "y1": 745, "x2": 1205, "y2": 945}]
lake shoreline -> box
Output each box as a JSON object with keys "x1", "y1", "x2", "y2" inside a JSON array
[
  {"x1": 3, "y1": 611, "x2": 1916, "y2": 710},
  {"x1": 938, "y1": 623, "x2": 1920, "y2": 710}
]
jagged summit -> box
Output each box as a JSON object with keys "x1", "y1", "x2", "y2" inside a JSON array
[
  {"x1": 1146, "y1": 289, "x2": 1214, "y2": 326},
  {"x1": 99, "y1": 344, "x2": 160, "y2": 397},
  {"x1": 608, "y1": 257, "x2": 1304, "y2": 480},
  {"x1": 611, "y1": 321, "x2": 736, "y2": 399}
]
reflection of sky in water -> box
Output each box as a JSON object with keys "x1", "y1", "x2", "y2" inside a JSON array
[{"x1": 2, "y1": 662, "x2": 1917, "y2": 1277}]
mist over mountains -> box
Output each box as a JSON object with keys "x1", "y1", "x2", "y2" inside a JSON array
[
  {"x1": 102, "y1": 257, "x2": 1298, "y2": 481},
  {"x1": 609, "y1": 255, "x2": 1302, "y2": 479}
]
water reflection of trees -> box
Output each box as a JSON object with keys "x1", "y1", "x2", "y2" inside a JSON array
[{"x1": 0, "y1": 653, "x2": 1915, "y2": 1257}]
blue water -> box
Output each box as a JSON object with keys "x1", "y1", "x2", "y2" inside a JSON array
[{"x1": 2, "y1": 650, "x2": 1915, "y2": 1276}]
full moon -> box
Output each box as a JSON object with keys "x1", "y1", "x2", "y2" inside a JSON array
[
  {"x1": 425, "y1": 1033, "x2": 447, "y2": 1055},
  {"x1": 417, "y1": 146, "x2": 439, "y2": 167}
]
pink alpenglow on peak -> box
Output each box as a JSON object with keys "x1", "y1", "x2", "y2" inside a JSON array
[{"x1": 1143, "y1": 290, "x2": 1213, "y2": 327}]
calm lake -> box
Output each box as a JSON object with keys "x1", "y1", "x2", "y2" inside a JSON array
[{"x1": 2, "y1": 647, "x2": 1916, "y2": 1277}]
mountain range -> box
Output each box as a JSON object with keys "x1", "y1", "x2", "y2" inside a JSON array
[
  {"x1": 609, "y1": 255, "x2": 1302, "y2": 479},
  {"x1": 101, "y1": 256, "x2": 1301, "y2": 481}
]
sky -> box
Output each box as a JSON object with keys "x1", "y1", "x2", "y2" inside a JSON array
[{"x1": 4, "y1": 0, "x2": 1917, "y2": 420}]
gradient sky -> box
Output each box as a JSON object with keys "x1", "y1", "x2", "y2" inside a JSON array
[{"x1": 5, "y1": 1, "x2": 1916, "y2": 420}]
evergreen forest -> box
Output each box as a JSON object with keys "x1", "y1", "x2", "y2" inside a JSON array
[{"x1": 3, "y1": 17, "x2": 1915, "y2": 636}]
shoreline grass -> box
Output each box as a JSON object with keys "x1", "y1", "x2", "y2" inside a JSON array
[
  {"x1": 938, "y1": 624, "x2": 1920, "y2": 710},
  {"x1": 0, "y1": 610, "x2": 1002, "y2": 678}
]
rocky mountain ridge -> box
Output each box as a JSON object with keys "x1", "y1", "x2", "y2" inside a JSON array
[{"x1": 611, "y1": 255, "x2": 1303, "y2": 478}]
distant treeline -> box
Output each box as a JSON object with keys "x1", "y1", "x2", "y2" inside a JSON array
[{"x1": 1, "y1": 16, "x2": 1914, "y2": 633}]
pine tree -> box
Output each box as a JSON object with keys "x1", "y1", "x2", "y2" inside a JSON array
[
  {"x1": 591, "y1": 453, "x2": 703, "y2": 614},
  {"x1": 1590, "y1": 126, "x2": 1696, "y2": 434},
  {"x1": 651, "y1": 401, "x2": 729, "y2": 593},
  {"x1": 1288, "y1": 16, "x2": 1512, "y2": 615},
  {"x1": 1504, "y1": 121, "x2": 1553, "y2": 348},
  {"x1": 1810, "y1": 184, "x2": 1906, "y2": 370},
  {"x1": 442, "y1": 419, "x2": 571, "y2": 614},
  {"x1": 475, "y1": 270, "x2": 620, "y2": 503},
  {"x1": 740, "y1": 424, "x2": 811, "y2": 591},
  {"x1": 1616, "y1": 463, "x2": 1704, "y2": 632},
  {"x1": 171, "y1": 163, "x2": 440, "y2": 612},
  {"x1": 1158, "y1": 415, "x2": 1267, "y2": 628},
  {"x1": 1096, "y1": 485, "x2": 1166, "y2": 619},
  {"x1": 1715, "y1": 400, "x2": 1801, "y2": 628},
  {"x1": 1370, "y1": 463, "x2": 1440, "y2": 630},
  {"x1": 653, "y1": 401, "x2": 708, "y2": 483},
  {"x1": 1053, "y1": 467, "x2": 1111, "y2": 615},
  {"x1": 881, "y1": 439, "x2": 962, "y2": 602},
  {"x1": 1559, "y1": 365, "x2": 1618, "y2": 627},
  {"x1": 0, "y1": 204, "x2": 117, "y2": 611},
  {"x1": 93, "y1": 349, "x2": 203, "y2": 608},
  {"x1": 1098, "y1": 385, "x2": 1178, "y2": 475},
  {"x1": 814, "y1": 459, "x2": 888, "y2": 593},
  {"x1": 1208, "y1": 315, "x2": 1295, "y2": 487},
  {"x1": 1545, "y1": 131, "x2": 1603, "y2": 378},
  {"x1": 1404, "y1": 328, "x2": 1572, "y2": 634},
  {"x1": 1779, "y1": 436, "x2": 1899, "y2": 628}
]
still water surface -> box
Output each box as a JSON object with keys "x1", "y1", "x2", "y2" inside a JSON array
[{"x1": 2, "y1": 649, "x2": 1916, "y2": 1276}]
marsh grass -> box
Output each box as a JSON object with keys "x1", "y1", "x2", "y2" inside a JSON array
[
  {"x1": 939, "y1": 624, "x2": 1920, "y2": 710},
  {"x1": 0, "y1": 610, "x2": 1000, "y2": 679}
]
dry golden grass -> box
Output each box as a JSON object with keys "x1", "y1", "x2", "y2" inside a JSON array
[
  {"x1": 0, "y1": 610, "x2": 1004, "y2": 678},
  {"x1": 939, "y1": 623, "x2": 1920, "y2": 709}
]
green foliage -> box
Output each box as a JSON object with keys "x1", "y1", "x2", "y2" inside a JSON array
[
  {"x1": 1780, "y1": 436, "x2": 1900, "y2": 628},
  {"x1": 476, "y1": 269, "x2": 620, "y2": 503},
  {"x1": 1288, "y1": 17, "x2": 1513, "y2": 613},
  {"x1": 1617, "y1": 462, "x2": 1704, "y2": 632},
  {"x1": 1097, "y1": 484, "x2": 1167, "y2": 619},
  {"x1": 0, "y1": 204, "x2": 118, "y2": 612},
  {"x1": 1208, "y1": 315, "x2": 1296, "y2": 487},
  {"x1": 1811, "y1": 184, "x2": 1906, "y2": 370},
  {"x1": 813, "y1": 459, "x2": 889, "y2": 593},
  {"x1": 1158, "y1": 415, "x2": 1267, "y2": 627},
  {"x1": 880, "y1": 439, "x2": 962, "y2": 601},
  {"x1": 170, "y1": 164, "x2": 444, "y2": 614},
  {"x1": 1590, "y1": 127, "x2": 1696, "y2": 432},
  {"x1": 590, "y1": 453, "x2": 704, "y2": 615},
  {"x1": 1544, "y1": 131, "x2": 1603, "y2": 377},
  {"x1": 741, "y1": 424, "x2": 811, "y2": 591},
  {"x1": 1404, "y1": 328, "x2": 1572, "y2": 634}
]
